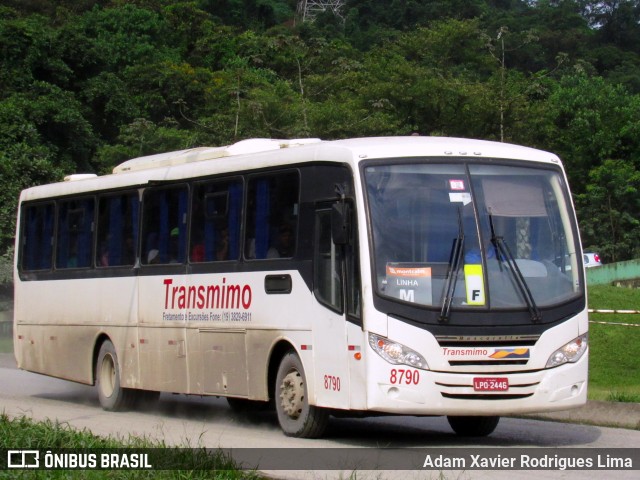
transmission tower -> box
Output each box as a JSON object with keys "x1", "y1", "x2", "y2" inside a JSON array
[{"x1": 296, "y1": 0, "x2": 346, "y2": 23}]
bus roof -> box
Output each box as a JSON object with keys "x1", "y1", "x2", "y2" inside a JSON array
[
  {"x1": 112, "y1": 138, "x2": 323, "y2": 174},
  {"x1": 19, "y1": 136, "x2": 562, "y2": 202}
]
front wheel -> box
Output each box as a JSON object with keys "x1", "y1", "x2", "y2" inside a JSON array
[
  {"x1": 275, "y1": 351, "x2": 329, "y2": 438},
  {"x1": 95, "y1": 340, "x2": 137, "y2": 411},
  {"x1": 447, "y1": 415, "x2": 500, "y2": 437}
]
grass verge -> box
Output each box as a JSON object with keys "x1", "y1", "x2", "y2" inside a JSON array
[
  {"x1": 0, "y1": 335, "x2": 12, "y2": 354},
  {"x1": 0, "y1": 413, "x2": 262, "y2": 479},
  {"x1": 587, "y1": 285, "x2": 640, "y2": 402}
]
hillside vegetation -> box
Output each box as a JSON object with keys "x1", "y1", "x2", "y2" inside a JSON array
[{"x1": 1, "y1": 0, "x2": 640, "y2": 262}]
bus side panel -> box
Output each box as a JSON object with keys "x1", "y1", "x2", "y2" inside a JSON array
[
  {"x1": 309, "y1": 300, "x2": 351, "y2": 409},
  {"x1": 136, "y1": 325, "x2": 188, "y2": 392},
  {"x1": 346, "y1": 322, "x2": 368, "y2": 410},
  {"x1": 14, "y1": 277, "x2": 139, "y2": 386},
  {"x1": 200, "y1": 330, "x2": 248, "y2": 396},
  {"x1": 181, "y1": 271, "x2": 314, "y2": 401},
  {"x1": 137, "y1": 274, "x2": 188, "y2": 393},
  {"x1": 244, "y1": 329, "x2": 273, "y2": 400}
]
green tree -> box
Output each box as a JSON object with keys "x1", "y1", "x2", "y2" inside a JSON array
[
  {"x1": 76, "y1": 3, "x2": 179, "y2": 70},
  {"x1": 0, "y1": 8, "x2": 72, "y2": 92},
  {"x1": 0, "y1": 84, "x2": 97, "y2": 171},
  {"x1": 576, "y1": 159, "x2": 640, "y2": 262},
  {"x1": 543, "y1": 74, "x2": 640, "y2": 189},
  {"x1": 94, "y1": 117, "x2": 201, "y2": 173},
  {"x1": 0, "y1": 145, "x2": 64, "y2": 253}
]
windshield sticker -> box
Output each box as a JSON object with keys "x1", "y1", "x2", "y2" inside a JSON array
[
  {"x1": 449, "y1": 192, "x2": 472, "y2": 205},
  {"x1": 385, "y1": 263, "x2": 432, "y2": 304},
  {"x1": 449, "y1": 179, "x2": 465, "y2": 190},
  {"x1": 464, "y1": 264, "x2": 485, "y2": 305}
]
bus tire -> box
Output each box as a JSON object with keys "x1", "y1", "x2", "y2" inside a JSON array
[
  {"x1": 447, "y1": 415, "x2": 500, "y2": 437},
  {"x1": 95, "y1": 340, "x2": 136, "y2": 411},
  {"x1": 275, "y1": 351, "x2": 329, "y2": 438}
]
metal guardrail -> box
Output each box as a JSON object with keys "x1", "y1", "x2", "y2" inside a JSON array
[
  {"x1": 589, "y1": 309, "x2": 640, "y2": 314},
  {"x1": 0, "y1": 321, "x2": 12, "y2": 335},
  {"x1": 588, "y1": 308, "x2": 640, "y2": 327},
  {"x1": 0, "y1": 308, "x2": 13, "y2": 336}
]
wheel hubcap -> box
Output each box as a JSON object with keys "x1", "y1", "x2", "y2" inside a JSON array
[{"x1": 279, "y1": 370, "x2": 304, "y2": 419}]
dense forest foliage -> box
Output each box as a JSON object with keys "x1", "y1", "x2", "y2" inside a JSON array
[{"x1": 1, "y1": 0, "x2": 639, "y2": 264}]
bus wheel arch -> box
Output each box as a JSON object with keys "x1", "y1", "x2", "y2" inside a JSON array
[
  {"x1": 273, "y1": 348, "x2": 329, "y2": 438},
  {"x1": 92, "y1": 334, "x2": 112, "y2": 386},
  {"x1": 94, "y1": 337, "x2": 137, "y2": 411},
  {"x1": 267, "y1": 340, "x2": 295, "y2": 402}
]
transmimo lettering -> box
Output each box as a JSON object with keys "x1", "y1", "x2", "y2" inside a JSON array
[{"x1": 163, "y1": 278, "x2": 252, "y2": 310}]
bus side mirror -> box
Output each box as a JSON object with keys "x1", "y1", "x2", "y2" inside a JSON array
[{"x1": 332, "y1": 202, "x2": 351, "y2": 245}]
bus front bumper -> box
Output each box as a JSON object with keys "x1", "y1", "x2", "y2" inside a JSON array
[{"x1": 365, "y1": 352, "x2": 588, "y2": 416}]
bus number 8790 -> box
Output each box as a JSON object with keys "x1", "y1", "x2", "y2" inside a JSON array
[{"x1": 390, "y1": 368, "x2": 420, "y2": 385}]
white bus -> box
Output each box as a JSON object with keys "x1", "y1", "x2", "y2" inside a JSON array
[{"x1": 14, "y1": 136, "x2": 588, "y2": 438}]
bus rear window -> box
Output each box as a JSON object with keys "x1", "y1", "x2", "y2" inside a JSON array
[{"x1": 21, "y1": 203, "x2": 54, "y2": 271}]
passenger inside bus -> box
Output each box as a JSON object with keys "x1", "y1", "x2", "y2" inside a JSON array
[
  {"x1": 267, "y1": 223, "x2": 294, "y2": 258},
  {"x1": 215, "y1": 227, "x2": 229, "y2": 260}
]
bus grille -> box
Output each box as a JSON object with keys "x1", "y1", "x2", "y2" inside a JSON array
[
  {"x1": 441, "y1": 393, "x2": 534, "y2": 400},
  {"x1": 448, "y1": 360, "x2": 529, "y2": 366},
  {"x1": 436, "y1": 334, "x2": 540, "y2": 367},
  {"x1": 436, "y1": 334, "x2": 540, "y2": 347}
]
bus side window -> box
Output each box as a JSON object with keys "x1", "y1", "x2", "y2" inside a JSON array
[
  {"x1": 21, "y1": 203, "x2": 54, "y2": 271},
  {"x1": 141, "y1": 185, "x2": 188, "y2": 265},
  {"x1": 314, "y1": 209, "x2": 343, "y2": 312},
  {"x1": 56, "y1": 198, "x2": 95, "y2": 269},
  {"x1": 190, "y1": 179, "x2": 242, "y2": 263},
  {"x1": 245, "y1": 172, "x2": 299, "y2": 260},
  {"x1": 96, "y1": 193, "x2": 139, "y2": 267}
]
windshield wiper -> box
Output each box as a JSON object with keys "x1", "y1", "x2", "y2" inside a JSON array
[
  {"x1": 440, "y1": 207, "x2": 464, "y2": 323},
  {"x1": 489, "y1": 214, "x2": 542, "y2": 323}
]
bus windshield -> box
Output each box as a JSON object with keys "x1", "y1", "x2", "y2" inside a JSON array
[{"x1": 365, "y1": 161, "x2": 582, "y2": 313}]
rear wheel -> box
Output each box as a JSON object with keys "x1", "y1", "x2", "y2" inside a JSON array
[
  {"x1": 275, "y1": 351, "x2": 329, "y2": 438},
  {"x1": 447, "y1": 415, "x2": 500, "y2": 437},
  {"x1": 95, "y1": 340, "x2": 137, "y2": 411}
]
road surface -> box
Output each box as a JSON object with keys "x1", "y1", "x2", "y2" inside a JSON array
[{"x1": 1, "y1": 353, "x2": 638, "y2": 479}]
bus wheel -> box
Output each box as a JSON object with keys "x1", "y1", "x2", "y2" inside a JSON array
[
  {"x1": 95, "y1": 340, "x2": 136, "y2": 411},
  {"x1": 275, "y1": 351, "x2": 329, "y2": 438},
  {"x1": 447, "y1": 415, "x2": 500, "y2": 437}
]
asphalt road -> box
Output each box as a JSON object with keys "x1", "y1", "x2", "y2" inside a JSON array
[{"x1": 1, "y1": 353, "x2": 639, "y2": 479}]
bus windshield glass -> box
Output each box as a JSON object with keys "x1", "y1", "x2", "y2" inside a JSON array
[{"x1": 365, "y1": 161, "x2": 582, "y2": 312}]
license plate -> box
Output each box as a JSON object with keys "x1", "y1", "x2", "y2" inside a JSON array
[{"x1": 473, "y1": 377, "x2": 509, "y2": 392}]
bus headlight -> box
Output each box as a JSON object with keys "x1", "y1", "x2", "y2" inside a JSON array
[
  {"x1": 546, "y1": 333, "x2": 588, "y2": 368},
  {"x1": 368, "y1": 333, "x2": 428, "y2": 369}
]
